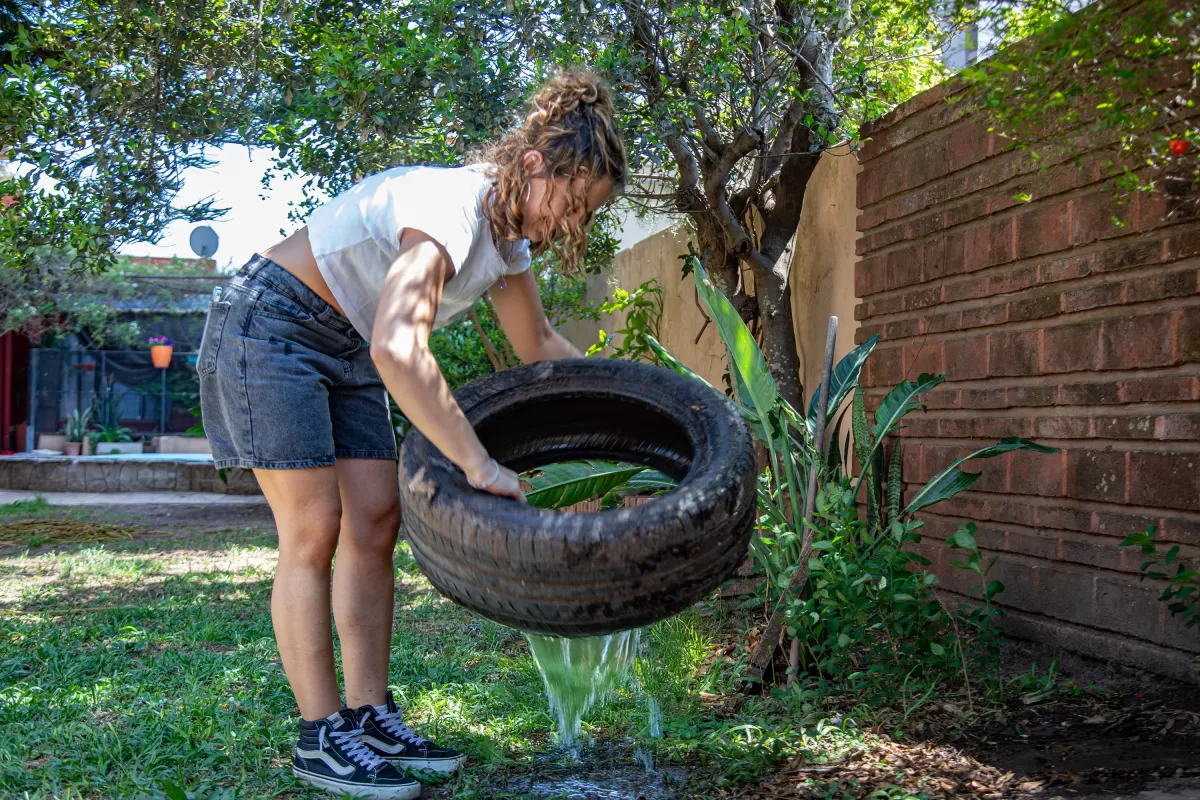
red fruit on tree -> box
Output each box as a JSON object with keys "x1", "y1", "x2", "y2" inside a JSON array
[{"x1": 1169, "y1": 139, "x2": 1189, "y2": 156}]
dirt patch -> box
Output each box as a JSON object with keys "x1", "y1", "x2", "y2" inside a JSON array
[
  {"x1": 0, "y1": 519, "x2": 144, "y2": 547},
  {"x1": 106, "y1": 502, "x2": 277, "y2": 534},
  {"x1": 952, "y1": 693, "x2": 1200, "y2": 798},
  {"x1": 732, "y1": 636, "x2": 1200, "y2": 800}
]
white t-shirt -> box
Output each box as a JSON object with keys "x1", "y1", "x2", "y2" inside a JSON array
[{"x1": 306, "y1": 164, "x2": 531, "y2": 340}]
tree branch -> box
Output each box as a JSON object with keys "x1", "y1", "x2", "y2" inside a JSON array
[
  {"x1": 468, "y1": 308, "x2": 508, "y2": 371},
  {"x1": 763, "y1": 95, "x2": 810, "y2": 185},
  {"x1": 623, "y1": 2, "x2": 703, "y2": 213}
]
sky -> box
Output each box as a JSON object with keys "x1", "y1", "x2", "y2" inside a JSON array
[
  {"x1": 118, "y1": 145, "x2": 669, "y2": 272},
  {"x1": 118, "y1": 146, "x2": 313, "y2": 273}
]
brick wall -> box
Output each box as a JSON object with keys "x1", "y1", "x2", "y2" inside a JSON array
[{"x1": 854, "y1": 82, "x2": 1200, "y2": 683}]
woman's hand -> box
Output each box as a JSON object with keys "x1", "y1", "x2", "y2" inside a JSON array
[{"x1": 466, "y1": 458, "x2": 528, "y2": 502}]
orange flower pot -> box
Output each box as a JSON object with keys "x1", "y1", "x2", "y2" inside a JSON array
[{"x1": 151, "y1": 344, "x2": 173, "y2": 368}]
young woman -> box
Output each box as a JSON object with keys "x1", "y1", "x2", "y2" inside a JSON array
[{"x1": 197, "y1": 70, "x2": 626, "y2": 799}]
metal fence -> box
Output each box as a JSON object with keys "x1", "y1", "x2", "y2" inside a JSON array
[{"x1": 27, "y1": 348, "x2": 200, "y2": 450}]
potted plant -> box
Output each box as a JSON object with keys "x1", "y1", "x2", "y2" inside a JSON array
[
  {"x1": 149, "y1": 335, "x2": 174, "y2": 368},
  {"x1": 63, "y1": 408, "x2": 91, "y2": 456},
  {"x1": 88, "y1": 376, "x2": 141, "y2": 455},
  {"x1": 89, "y1": 424, "x2": 140, "y2": 455}
]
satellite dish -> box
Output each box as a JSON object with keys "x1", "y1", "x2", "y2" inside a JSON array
[{"x1": 189, "y1": 225, "x2": 219, "y2": 258}]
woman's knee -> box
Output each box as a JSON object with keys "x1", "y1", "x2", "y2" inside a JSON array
[
  {"x1": 278, "y1": 509, "x2": 343, "y2": 568},
  {"x1": 339, "y1": 497, "x2": 401, "y2": 554}
]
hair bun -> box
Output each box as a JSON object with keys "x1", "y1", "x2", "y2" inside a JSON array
[{"x1": 527, "y1": 68, "x2": 613, "y2": 128}]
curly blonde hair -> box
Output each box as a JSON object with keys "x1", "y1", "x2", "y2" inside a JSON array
[{"x1": 474, "y1": 68, "x2": 626, "y2": 270}]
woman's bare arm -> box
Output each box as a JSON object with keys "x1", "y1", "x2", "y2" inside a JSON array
[
  {"x1": 489, "y1": 268, "x2": 582, "y2": 362},
  {"x1": 370, "y1": 229, "x2": 525, "y2": 501}
]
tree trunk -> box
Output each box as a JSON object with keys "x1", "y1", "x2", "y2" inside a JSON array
[
  {"x1": 695, "y1": 217, "x2": 753, "y2": 315},
  {"x1": 695, "y1": 214, "x2": 756, "y2": 333},
  {"x1": 752, "y1": 265, "x2": 803, "y2": 411}
]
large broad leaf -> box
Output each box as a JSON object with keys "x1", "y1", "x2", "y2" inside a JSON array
[
  {"x1": 621, "y1": 469, "x2": 678, "y2": 493},
  {"x1": 872, "y1": 373, "x2": 945, "y2": 442},
  {"x1": 644, "y1": 334, "x2": 715, "y2": 391},
  {"x1": 525, "y1": 461, "x2": 647, "y2": 509},
  {"x1": 645, "y1": 333, "x2": 761, "y2": 422},
  {"x1": 807, "y1": 336, "x2": 877, "y2": 436},
  {"x1": 692, "y1": 262, "x2": 779, "y2": 428},
  {"x1": 904, "y1": 438, "x2": 1058, "y2": 516}
]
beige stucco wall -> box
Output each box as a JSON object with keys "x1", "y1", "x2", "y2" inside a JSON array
[
  {"x1": 790, "y1": 146, "x2": 863, "y2": 409},
  {"x1": 567, "y1": 147, "x2": 861, "y2": 408}
]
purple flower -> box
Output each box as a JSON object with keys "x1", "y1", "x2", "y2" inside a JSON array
[{"x1": 148, "y1": 336, "x2": 174, "y2": 346}]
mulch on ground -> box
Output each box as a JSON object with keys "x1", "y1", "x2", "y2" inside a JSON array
[
  {"x1": 734, "y1": 686, "x2": 1200, "y2": 799},
  {"x1": 0, "y1": 519, "x2": 139, "y2": 547}
]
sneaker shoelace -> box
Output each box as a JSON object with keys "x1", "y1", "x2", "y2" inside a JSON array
[
  {"x1": 375, "y1": 707, "x2": 430, "y2": 747},
  {"x1": 319, "y1": 720, "x2": 388, "y2": 772}
]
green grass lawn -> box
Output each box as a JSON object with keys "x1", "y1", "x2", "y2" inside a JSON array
[{"x1": 0, "y1": 506, "x2": 843, "y2": 800}]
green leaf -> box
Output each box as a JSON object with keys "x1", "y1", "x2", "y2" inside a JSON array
[
  {"x1": 826, "y1": 405, "x2": 849, "y2": 475},
  {"x1": 930, "y1": 642, "x2": 945, "y2": 655},
  {"x1": 886, "y1": 441, "x2": 903, "y2": 524},
  {"x1": 865, "y1": 455, "x2": 882, "y2": 537},
  {"x1": 621, "y1": 469, "x2": 678, "y2": 494},
  {"x1": 872, "y1": 373, "x2": 944, "y2": 442},
  {"x1": 985, "y1": 580, "x2": 1005, "y2": 601},
  {"x1": 852, "y1": 387, "x2": 871, "y2": 469},
  {"x1": 837, "y1": 633, "x2": 851, "y2": 649},
  {"x1": 905, "y1": 439, "x2": 1057, "y2": 516},
  {"x1": 807, "y1": 336, "x2": 877, "y2": 435},
  {"x1": 1119, "y1": 526, "x2": 1157, "y2": 550},
  {"x1": 161, "y1": 783, "x2": 188, "y2": 800},
  {"x1": 1021, "y1": 683, "x2": 1057, "y2": 705},
  {"x1": 947, "y1": 523, "x2": 978, "y2": 552},
  {"x1": 692, "y1": 262, "x2": 778, "y2": 428},
  {"x1": 645, "y1": 333, "x2": 758, "y2": 421},
  {"x1": 524, "y1": 461, "x2": 646, "y2": 509}
]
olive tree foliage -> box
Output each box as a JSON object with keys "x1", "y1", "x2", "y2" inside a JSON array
[
  {"x1": 0, "y1": 0, "x2": 287, "y2": 273},
  {"x1": 256, "y1": 1, "x2": 629, "y2": 278},
  {"x1": 3, "y1": 1, "x2": 1190, "y2": 399},
  {"x1": 226, "y1": 0, "x2": 955, "y2": 405},
  {"x1": 257, "y1": 1, "x2": 531, "y2": 220},
  {"x1": 520, "y1": 0, "x2": 951, "y2": 408},
  {"x1": 1, "y1": 0, "x2": 951, "y2": 405}
]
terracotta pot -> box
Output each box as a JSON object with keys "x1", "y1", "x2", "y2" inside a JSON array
[
  {"x1": 151, "y1": 344, "x2": 173, "y2": 368},
  {"x1": 64, "y1": 441, "x2": 82, "y2": 456}
]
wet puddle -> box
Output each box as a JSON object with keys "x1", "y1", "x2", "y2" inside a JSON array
[
  {"x1": 517, "y1": 631, "x2": 683, "y2": 798},
  {"x1": 499, "y1": 744, "x2": 687, "y2": 800}
]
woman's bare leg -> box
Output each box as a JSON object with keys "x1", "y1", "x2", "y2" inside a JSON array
[
  {"x1": 255, "y1": 466, "x2": 344, "y2": 721},
  {"x1": 332, "y1": 458, "x2": 402, "y2": 710}
]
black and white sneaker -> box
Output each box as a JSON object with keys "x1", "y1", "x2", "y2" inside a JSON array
[
  {"x1": 358, "y1": 692, "x2": 467, "y2": 775},
  {"x1": 293, "y1": 708, "x2": 422, "y2": 799}
]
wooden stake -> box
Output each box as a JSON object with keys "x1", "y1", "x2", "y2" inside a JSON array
[{"x1": 745, "y1": 316, "x2": 839, "y2": 689}]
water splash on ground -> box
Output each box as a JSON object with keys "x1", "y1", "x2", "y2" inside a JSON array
[
  {"x1": 647, "y1": 696, "x2": 662, "y2": 739},
  {"x1": 502, "y1": 741, "x2": 686, "y2": 800},
  {"x1": 525, "y1": 630, "x2": 641, "y2": 750},
  {"x1": 523, "y1": 630, "x2": 677, "y2": 796}
]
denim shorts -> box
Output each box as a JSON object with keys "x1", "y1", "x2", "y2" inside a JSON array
[{"x1": 197, "y1": 254, "x2": 397, "y2": 470}]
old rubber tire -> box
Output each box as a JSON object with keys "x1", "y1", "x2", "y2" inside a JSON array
[{"x1": 398, "y1": 358, "x2": 757, "y2": 637}]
